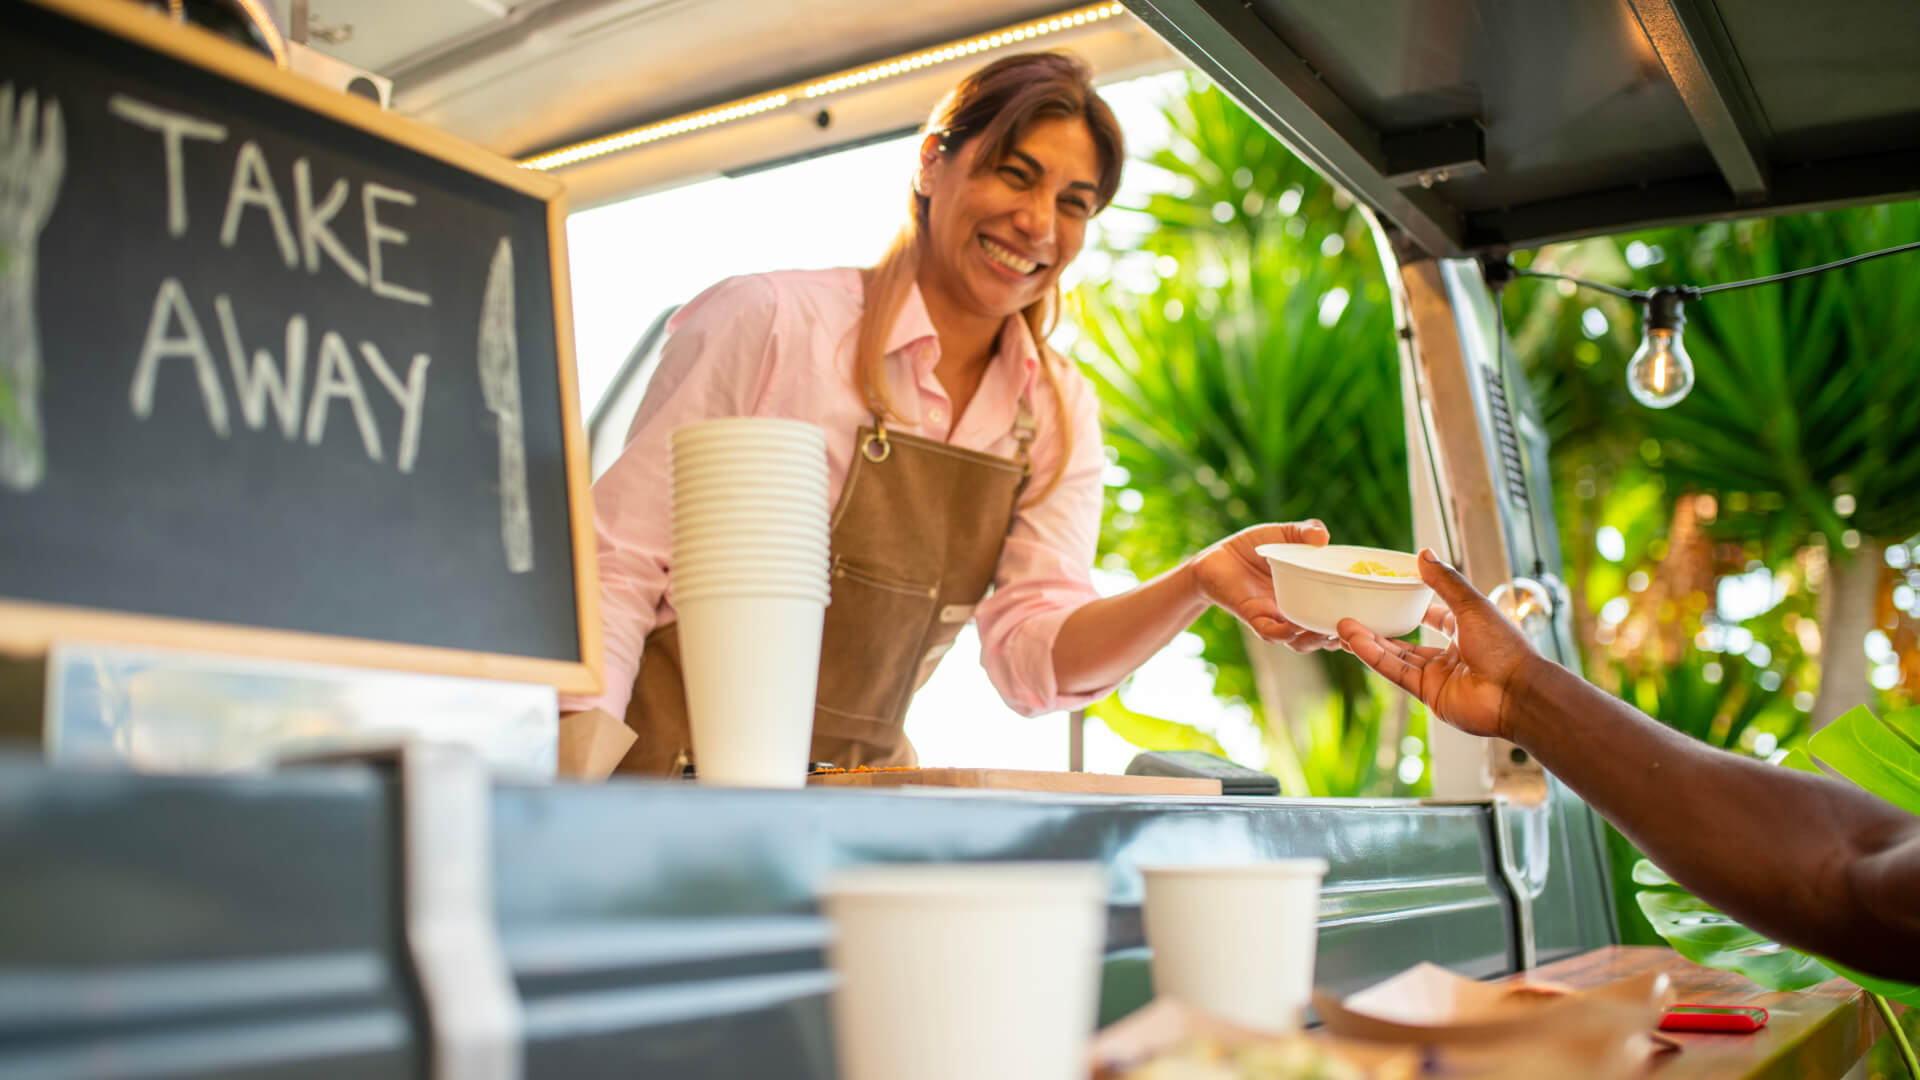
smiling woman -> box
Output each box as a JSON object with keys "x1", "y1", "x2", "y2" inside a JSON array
[
  {"x1": 560, "y1": 53, "x2": 1345, "y2": 780},
  {"x1": 859, "y1": 52, "x2": 1124, "y2": 499}
]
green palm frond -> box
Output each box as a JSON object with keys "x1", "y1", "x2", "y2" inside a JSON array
[
  {"x1": 1620, "y1": 203, "x2": 1920, "y2": 562},
  {"x1": 1071, "y1": 78, "x2": 1412, "y2": 794}
]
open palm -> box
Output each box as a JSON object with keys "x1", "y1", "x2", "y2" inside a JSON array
[{"x1": 1337, "y1": 550, "x2": 1537, "y2": 740}]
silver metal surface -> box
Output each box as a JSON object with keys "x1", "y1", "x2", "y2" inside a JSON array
[
  {"x1": 1, "y1": 746, "x2": 1616, "y2": 1077},
  {"x1": 1126, "y1": 0, "x2": 1464, "y2": 257},
  {"x1": 286, "y1": 741, "x2": 525, "y2": 1080},
  {"x1": 399, "y1": 744, "x2": 524, "y2": 1080},
  {"x1": 44, "y1": 641, "x2": 557, "y2": 779},
  {"x1": 1134, "y1": 0, "x2": 1920, "y2": 252}
]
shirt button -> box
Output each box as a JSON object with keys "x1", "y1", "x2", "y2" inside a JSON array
[{"x1": 929, "y1": 408, "x2": 944, "y2": 422}]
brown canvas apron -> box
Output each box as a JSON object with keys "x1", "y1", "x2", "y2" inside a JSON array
[{"x1": 614, "y1": 402, "x2": 1036, "y2": 775}]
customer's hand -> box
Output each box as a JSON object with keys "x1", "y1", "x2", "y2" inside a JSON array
[
  {"x1": 1336, "y1": 550, "x2": 1538, "y2": 740},
  {"x1": 1191, "y1": 520, "x2": 1338, "y2": 652}
]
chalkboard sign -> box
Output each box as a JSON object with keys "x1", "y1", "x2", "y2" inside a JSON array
[{"x1": 0, "y1": 0, "x2": 601, "y2": 693}]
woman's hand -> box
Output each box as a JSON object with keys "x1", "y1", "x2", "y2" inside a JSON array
[
  {"x1": 1335, "y1": 549, "x2": 1538, "y2": 740},
  {"x1": 1189, "y1": 520, "x2": 1339, "y2": 652}
]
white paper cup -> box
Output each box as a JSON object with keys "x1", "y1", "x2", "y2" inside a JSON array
[
  {"x1": 671, "y1": 554, "x2": 830, "y2": 579},
  {"x1": 671, "y1": 457, "x2": 828, "y2": 479},
  {"x1": 1141, "y1": 859, "x2": 1329, "y2": 1032},
  {"x1": 672, "y1": 442, "x2": 830, "y2": 462},
  {"x1": 672, "y1": 480, "x2": 830, "y2": 504},
  {"x1": 672, "y1": 530, "x2": 829, "y2": 564},
  {"x1": 670, "y1": 558, "x2": 830, "y2": 584},
  {"x1": 672, "y1": 531, "x2": 830, "y2": 557},
  {"x1": 673, "y1": 593, "x2": 824, "y2": 787},
  {"x1": 672, "y1": 583, "x2": 831, "y2": 607},
  {"x1": 822, "y1": 863, "x2": 1107, "y2": 1080},
  {"x1": 672, "y1": 564, "x2": 829, "y2": 588},
  {"x1": 673, "y1": 457, "x2": 829, "y2": 475},
  {"x1": 670, "y1": 571, "x2": 830, "y2": 603},
  {"x1": 672, "y1": 505, "x2": 830, "y2": 532},
  {"x1": 672, "y1": 416, "x2": 827, "y2": 444},
  {"x1": 672, "y1": 445, "x2": 828, "y2": 469},
  {"x1": 675, "y1": 507, "x2": 825, "y2": 534}
]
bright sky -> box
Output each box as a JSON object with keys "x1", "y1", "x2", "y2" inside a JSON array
[{"x1": 565, "y1": 70, "x2": 1267, "y2": 773}]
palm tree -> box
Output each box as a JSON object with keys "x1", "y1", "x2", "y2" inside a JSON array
[
  {"x1": 1628, "y1": 203, "x2": 1920, "y2": 725},
  {"x1": 1071, "y1": 77, "x2": 1415, "y2": 794},
  {"x1": 1516, "y1": 203, "x2": 1920, "y2": 726}
]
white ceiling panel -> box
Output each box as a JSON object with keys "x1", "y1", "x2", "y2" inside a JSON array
[{"x1": 294, "y1": 0, "x2": 1122, "y2": 158}]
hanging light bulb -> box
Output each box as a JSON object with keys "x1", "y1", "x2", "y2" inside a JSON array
[
  {"x1": 1490, "y1": 577, "x2": 1554, "y2": 637},
  {"x1": 1626, "y1": 287, "x2": 1696, "y2": 408}
]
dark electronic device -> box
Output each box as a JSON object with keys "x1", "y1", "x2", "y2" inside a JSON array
[
  {"x1": 1658, "y1": 1004, "x2": 1769, "y2": 1033},
  {"x1": 1125, "y1": 751, "x2": 1281, "y2": 796}
]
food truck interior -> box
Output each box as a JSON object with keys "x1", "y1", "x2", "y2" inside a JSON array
[{"x1": 3, "y1": 0, "x2": 1918, "y2": 1076}]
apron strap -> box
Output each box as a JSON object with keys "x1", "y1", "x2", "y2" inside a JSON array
[
  {"x1": 861, "y1": 416, "x2": 892, "y2": 463},
  {"x1": 1012, "y1": 396, "x2": 1037, "y2": 477},
  {"x1": 861, "y1": 396, "x2": 1034, "y2": 473}
]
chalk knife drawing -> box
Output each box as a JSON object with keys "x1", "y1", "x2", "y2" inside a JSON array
[
  {"x1": 0, "y1": 85, "x2": 65, "y2": 493},
  {"x1": 478, "y1": 236, "x2": 532, "y2": 572}
]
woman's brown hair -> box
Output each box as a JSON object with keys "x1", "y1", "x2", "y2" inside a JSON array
[{"x1": 855, "y1": 52, "x2": 1125, "y2": 500}]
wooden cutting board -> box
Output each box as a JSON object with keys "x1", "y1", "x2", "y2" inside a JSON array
[{"x1": 808, "y1": 768, "x2": 1221, "y2": 796}]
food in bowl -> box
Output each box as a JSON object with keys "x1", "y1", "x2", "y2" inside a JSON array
[
  {"x1": 1255, "y1": 544, "x2": 1434, "y2": 638},
  {"x1": 1346, "y1": 561, "x2": 1406, "y2": 578}
]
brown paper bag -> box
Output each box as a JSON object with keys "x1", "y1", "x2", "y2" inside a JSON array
[
  {"x1": 1310, "y1": 963, "x2": 1676, "y2": 1080},
  {"x1": 1090, "y1": 998, "x2": 1419, "y2": 1079},
  {"x1": 557, "y1": 708, "x2": 636, "y2": 781}
]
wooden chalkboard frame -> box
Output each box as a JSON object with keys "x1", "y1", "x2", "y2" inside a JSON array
[{"x1": 0, "y1": 0, "x2": 603, "y2": 694}]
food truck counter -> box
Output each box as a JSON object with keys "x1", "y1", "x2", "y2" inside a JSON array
[{"x1": 0, "y1": 748, "x2": 1614, "y2": 1079}]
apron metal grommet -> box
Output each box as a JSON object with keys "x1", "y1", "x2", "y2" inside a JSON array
[{"x1": 862, "y1": 431, "x2": 891, "y2": 463}]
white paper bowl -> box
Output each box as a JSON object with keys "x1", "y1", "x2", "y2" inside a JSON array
[{"x1": 1256, "y1": 544, "x2": 1434, "y2": 637}]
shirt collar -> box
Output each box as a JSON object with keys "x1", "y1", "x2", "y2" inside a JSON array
[
  {"x1": 884, "y1": 283, "x2": 939, "y2": 359},
  {"x1": 886, "y1": 282, "x2": 1043, "y2": 391}
]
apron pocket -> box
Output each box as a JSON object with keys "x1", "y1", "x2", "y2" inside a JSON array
[{"x1": 815, "y1": 560, "x2": 940, "y2": 724}]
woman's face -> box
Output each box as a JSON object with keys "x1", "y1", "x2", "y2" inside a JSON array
[{"x1": 918, "y1": 115, "x2": 1102, "y2": 322}]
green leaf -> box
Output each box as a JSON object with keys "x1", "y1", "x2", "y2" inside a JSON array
[
  {"x1": 1779, "y1": 748, "x2": 1827, "y2": 775},
  {"x1": 1823, "y1": 957, "x2": 1920, "y2": 1009},
  {"x1": 1806, "y1": 705, "x2": 1920, "y2": 815},
  {"x1": 1630, "y1": 859, "x2": 1675, "y2": 887},
  {"x1": 1085, "y1": 692, "x2": 1230, "y2": 760},
  {"x1": 1881, "y1": 705, "x2": 1920, "y2": 749},
  {"x1": 1636, "y1": 889, "x2": 1839, "y2": 990}
]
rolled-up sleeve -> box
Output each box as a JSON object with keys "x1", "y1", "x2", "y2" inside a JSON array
[
  {"x1": 974, "y1": 367, "x2": 1114, "y2": 716},
  {"x1": 560, "y1": 275, "x2": 781, "y2": 719}
]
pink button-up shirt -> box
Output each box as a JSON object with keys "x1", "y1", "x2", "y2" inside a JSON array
[{"x1": 563, "y1": 268, "x2": 1117, "y2": 722}]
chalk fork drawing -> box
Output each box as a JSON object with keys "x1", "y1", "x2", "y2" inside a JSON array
[
  {"x1": 478, "y1": 236, "x2": 532, "y2": 572},
  {"x1": 0, "y1": 85, "x2": 65, "y2": 492}
]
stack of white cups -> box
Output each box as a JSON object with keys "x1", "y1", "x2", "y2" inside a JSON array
[{"x1": 669, "y1": 417, "x2": 831, "y2": 787}]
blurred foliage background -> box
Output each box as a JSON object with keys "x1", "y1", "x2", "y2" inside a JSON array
[
  {"x1": 1070, "y1": 75, "x2": 1422, "y2": 797},
  {"x1": 1069, "y1": 72, "x2": 1920, "y2": 842}
]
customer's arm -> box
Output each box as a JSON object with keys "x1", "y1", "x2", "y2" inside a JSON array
[{"x1": 1338, "y1": 550, "x2": 1920, "y2": 982}]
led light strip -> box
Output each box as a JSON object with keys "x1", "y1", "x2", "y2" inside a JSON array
[
  {"x1": 520, "y1": 3, "x2": 1126, "y2": 172},
  {"x1": 525, "y1": 94, "x2": 792, "y2": 171}
]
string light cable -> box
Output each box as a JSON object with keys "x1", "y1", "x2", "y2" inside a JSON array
[{"x1": 1482, "y1": 236, "x2": 1920, "y2": 410}]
